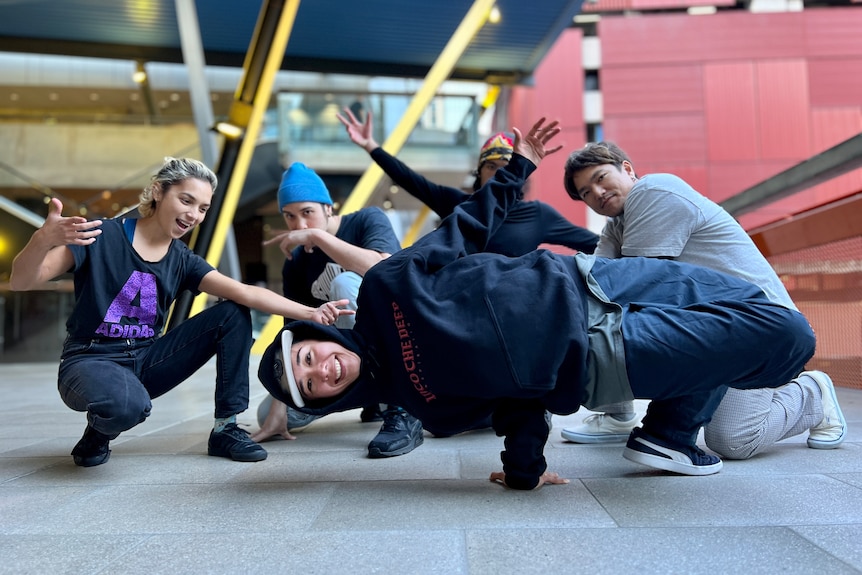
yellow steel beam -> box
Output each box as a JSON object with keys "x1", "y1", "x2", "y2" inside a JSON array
[
  {"x1": 339, "y1": 0, "x2": 496, "y2": 215},
  {"x1": 204, "y1": 0, "x2": 299, "y2": 267},
  {"x1": 401, "y1": 205, "x2": 432, "y2": 248},
  {"x1": 190, "y1": 0, "x2": 300, "y2": 317},
  {"x1": 480, "y1": 84, "x2": 501, "y2": 112},
  {"x1": 400, "y1": 83, "x2": 501, "y2": 248},
  {"x1": 254, "y1": 0, "x2": 495, "y2": 353}
]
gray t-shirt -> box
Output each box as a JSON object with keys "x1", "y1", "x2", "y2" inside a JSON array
[{"x1": 596, "y1": 173, "x2": 796, "y2": 310}]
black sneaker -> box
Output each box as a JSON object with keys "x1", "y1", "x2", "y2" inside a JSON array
[
  {"x1": 367, "y1": 407, "x2": 424, "y2": 458},
  {"x1": 71, "y1": 426, "x2": 112, "y2": 467},
  {"x1": 359, "y1": 405, "x2": 384, "y2": 423},
  {"x1": 623, "y1": 427, "x2": 722, "y2": 476},
  {"x1": 208, "y1": 422, "x2": 268, "y2": 462}
]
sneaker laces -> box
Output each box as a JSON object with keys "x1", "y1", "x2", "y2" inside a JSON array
[
  {"x1": 685, "y1": 444, "x2": 719, "y2": 465},
  {"x1": 380, "y1": 409, "x2": 409, "y2": 433},
  {"x1": 582, "y1": 413, "x2": 628, "y2": 427},
  {"x1": 218, "y1": 422, "x2": 251, "y2": 440},
  {"x1": 582, "y1": 413, "x2": 603, "y2": 425}
]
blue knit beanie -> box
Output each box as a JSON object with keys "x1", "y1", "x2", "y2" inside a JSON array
[{"x1": 277, "y1": 162, "x2": 333, "y2": 211}]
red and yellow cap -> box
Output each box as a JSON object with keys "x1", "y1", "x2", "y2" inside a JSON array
[{"x1": 478, "y1": 132, "x2": 514, "y2": 167}]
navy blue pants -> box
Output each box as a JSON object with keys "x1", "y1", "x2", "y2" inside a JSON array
[
  {"x1": 589, "y1": 257, "x2": 816, "y2": 448},
  {"x1": 58, "y1": 301, "x2": 252, "y2": 438},
  {"x1": 623, "y1": 299, "x2": 815, "y2": 446}
]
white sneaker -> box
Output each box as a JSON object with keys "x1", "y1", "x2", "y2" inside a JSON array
[
  {"x1": 806, "y1": 371, "x2": 847, "y2": 449},
  {"x1": 561, "y1": 413, "x2": 639, "y2": 444}
]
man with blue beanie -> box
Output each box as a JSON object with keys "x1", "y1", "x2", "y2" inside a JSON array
[{"x1": 252, "y1": 162, "x2": 424, "y2": 459}]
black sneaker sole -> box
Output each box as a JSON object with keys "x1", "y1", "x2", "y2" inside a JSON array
[
  {"x1": 367, "y1": 434, "x2": 424, "y2": 458},
  {"x1": 73, "y1": 449, "x2": 111, "y2": 467},
  {"x1": 208, "y1": 447, "x2": 268, "y2": 462}
]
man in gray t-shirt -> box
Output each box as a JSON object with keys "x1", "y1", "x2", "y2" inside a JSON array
[{"x1": 558, "y1": 141, "x2": 846, "y2": 460}]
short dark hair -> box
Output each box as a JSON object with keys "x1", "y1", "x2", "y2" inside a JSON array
[{"x1": 563, "y1": 142, "x2": 633, "y2": 202}]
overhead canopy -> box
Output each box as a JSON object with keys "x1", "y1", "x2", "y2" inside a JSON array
[{"x1": 0, "y1": 0, "x2": 583, "y2": 83}]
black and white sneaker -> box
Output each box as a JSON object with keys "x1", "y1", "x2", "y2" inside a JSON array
[
  {"x1": 208, "y1": 423, "x2": 267, "y2": 462},
  {"x1": 623, "y1": 427, "x2": 722, "y2": 476}
]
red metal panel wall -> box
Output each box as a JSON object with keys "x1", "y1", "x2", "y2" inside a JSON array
[
  {"x1": 756, "y1": 59, "x2": 811, "y2": 161},
  {"x1": 508, "y1": 85, "x2": 535, "y2": 133},
  {"x1": 582, "y1": 0, "x2": 630, "y2": 12},
  {"x1": 603, "y1": 114, "x2": 706, "y2": 164},
  {"x1": 520, "y1": 7, "x2": 862, "y2": 231},
  {"x1": 810, "y1": 107, "x2": 862, "y2": 154},
  {"x1": 631, "y1": 0, "x2": 733, "y2": 8},
  {"x1": 600, "y1": 12, "x2": 806, "y2": 67},
  {"x1": 804, "y1": 8, "x2": 862, "y2": 57},
  {"x1": 808, "y1": 58, "x2": 862, "y2": 107},
  {"x1": 583, "y1": 0, "x2": 734, "y2": 11},
  {"x1": 515, "y1": 28, "x2": 590, "y2": 231},
  {"x1": 703, "y1": 62, "x2": 758, "y2": 162},
  {"x1": 632, "y1": 163, "x2": 709, "y2": 193},
  {"x1": 601, "y1": 64, "x2": 703, "y2": 115},
  {"x1": 532, "y1": 28, "x2": 584, "y2": 125}
]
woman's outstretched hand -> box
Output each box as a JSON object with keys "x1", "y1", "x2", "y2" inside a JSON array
[{"x1": 511, "y1": 117, "x2": 563, "y2": 167}]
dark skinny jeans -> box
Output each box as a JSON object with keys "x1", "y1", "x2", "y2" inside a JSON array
[{"x1": 58, "y1": 301, "x2": 252, "y2": 438}]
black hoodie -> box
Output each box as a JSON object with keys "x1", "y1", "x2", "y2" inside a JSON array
[
  {"x1": 261, "y1": 154, "x2": 591, "y2": 490},
  {"x1": 368, "y1": 146, "x2": 599, "y2": 256}
]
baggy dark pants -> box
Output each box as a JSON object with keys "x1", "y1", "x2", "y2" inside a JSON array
[{"x1": 588, "y1": 256, "x2": 816, "y2": 448}]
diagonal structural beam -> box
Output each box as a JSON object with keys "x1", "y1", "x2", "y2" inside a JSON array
[
  {"x1": 168, "y1": 0, "x2": 300, "y2": 329},
  {"x1": 339, "y1": 0, "x2": 497, "y2": 215},
  {"x1": 749, "y1": 192, "x2": 862, "y2": 258},
  {"x1": 721, "y1": 132, "x2": 862, "y2": 218},
  {"x1": 252, "y1": 0, "x2": 496, "y2": 354}
]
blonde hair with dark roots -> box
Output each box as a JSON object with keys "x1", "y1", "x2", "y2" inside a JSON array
[{"x1": 138, "y1": 157, "x2": 218, "y2": 217}]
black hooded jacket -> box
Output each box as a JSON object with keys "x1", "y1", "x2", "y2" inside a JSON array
[
  {"x1": 261, "y1": 154, "x2": 591, "y2": 490},
  {"x1": 369, "y1": 146, "x2": 599, "y2": 256}
]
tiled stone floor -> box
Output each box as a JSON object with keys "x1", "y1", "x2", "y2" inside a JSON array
[{"x1": 2, "y1": 360, "x2": 860, "y2": 574}]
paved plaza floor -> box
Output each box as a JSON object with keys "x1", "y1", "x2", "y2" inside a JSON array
[{"x1": 2, "y1": 359, "x2": 861, "y2": 574}]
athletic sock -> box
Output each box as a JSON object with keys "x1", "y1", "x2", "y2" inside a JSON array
[{"x1": 213, "y1": 415, "x2": 237, "y2": 433}]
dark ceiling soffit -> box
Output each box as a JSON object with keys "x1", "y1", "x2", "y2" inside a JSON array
[
  {"x1": 0, "y1": 37, "x2": 531, "y2": 83},
  {"x1": 523, "y1": 0, "x2": 585, "y2": 73},
  {"x1": 721, "y1": 132, "x2": 862, "y2": 217}
]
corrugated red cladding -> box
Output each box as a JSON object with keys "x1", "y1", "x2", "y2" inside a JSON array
[
  {"x1": 582, "y1": 0, "x2": 734, "y2": 13},
  {"x1": 601, "y1": 65, "x2": 703, "y2": 115},
  {"x1": 595, "y1": 8, "x2": 862, "y2": 226},
  {"x1": 507, "y1": 28, "x2": 590, "y2": 233},
  {"x1": 808, "y1": 58, "x2": 862, "y2": 107}
]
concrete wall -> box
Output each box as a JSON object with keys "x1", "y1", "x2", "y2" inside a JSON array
[{"x1": 0, "y1": 122, "x2": 203, "y2": 190}]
